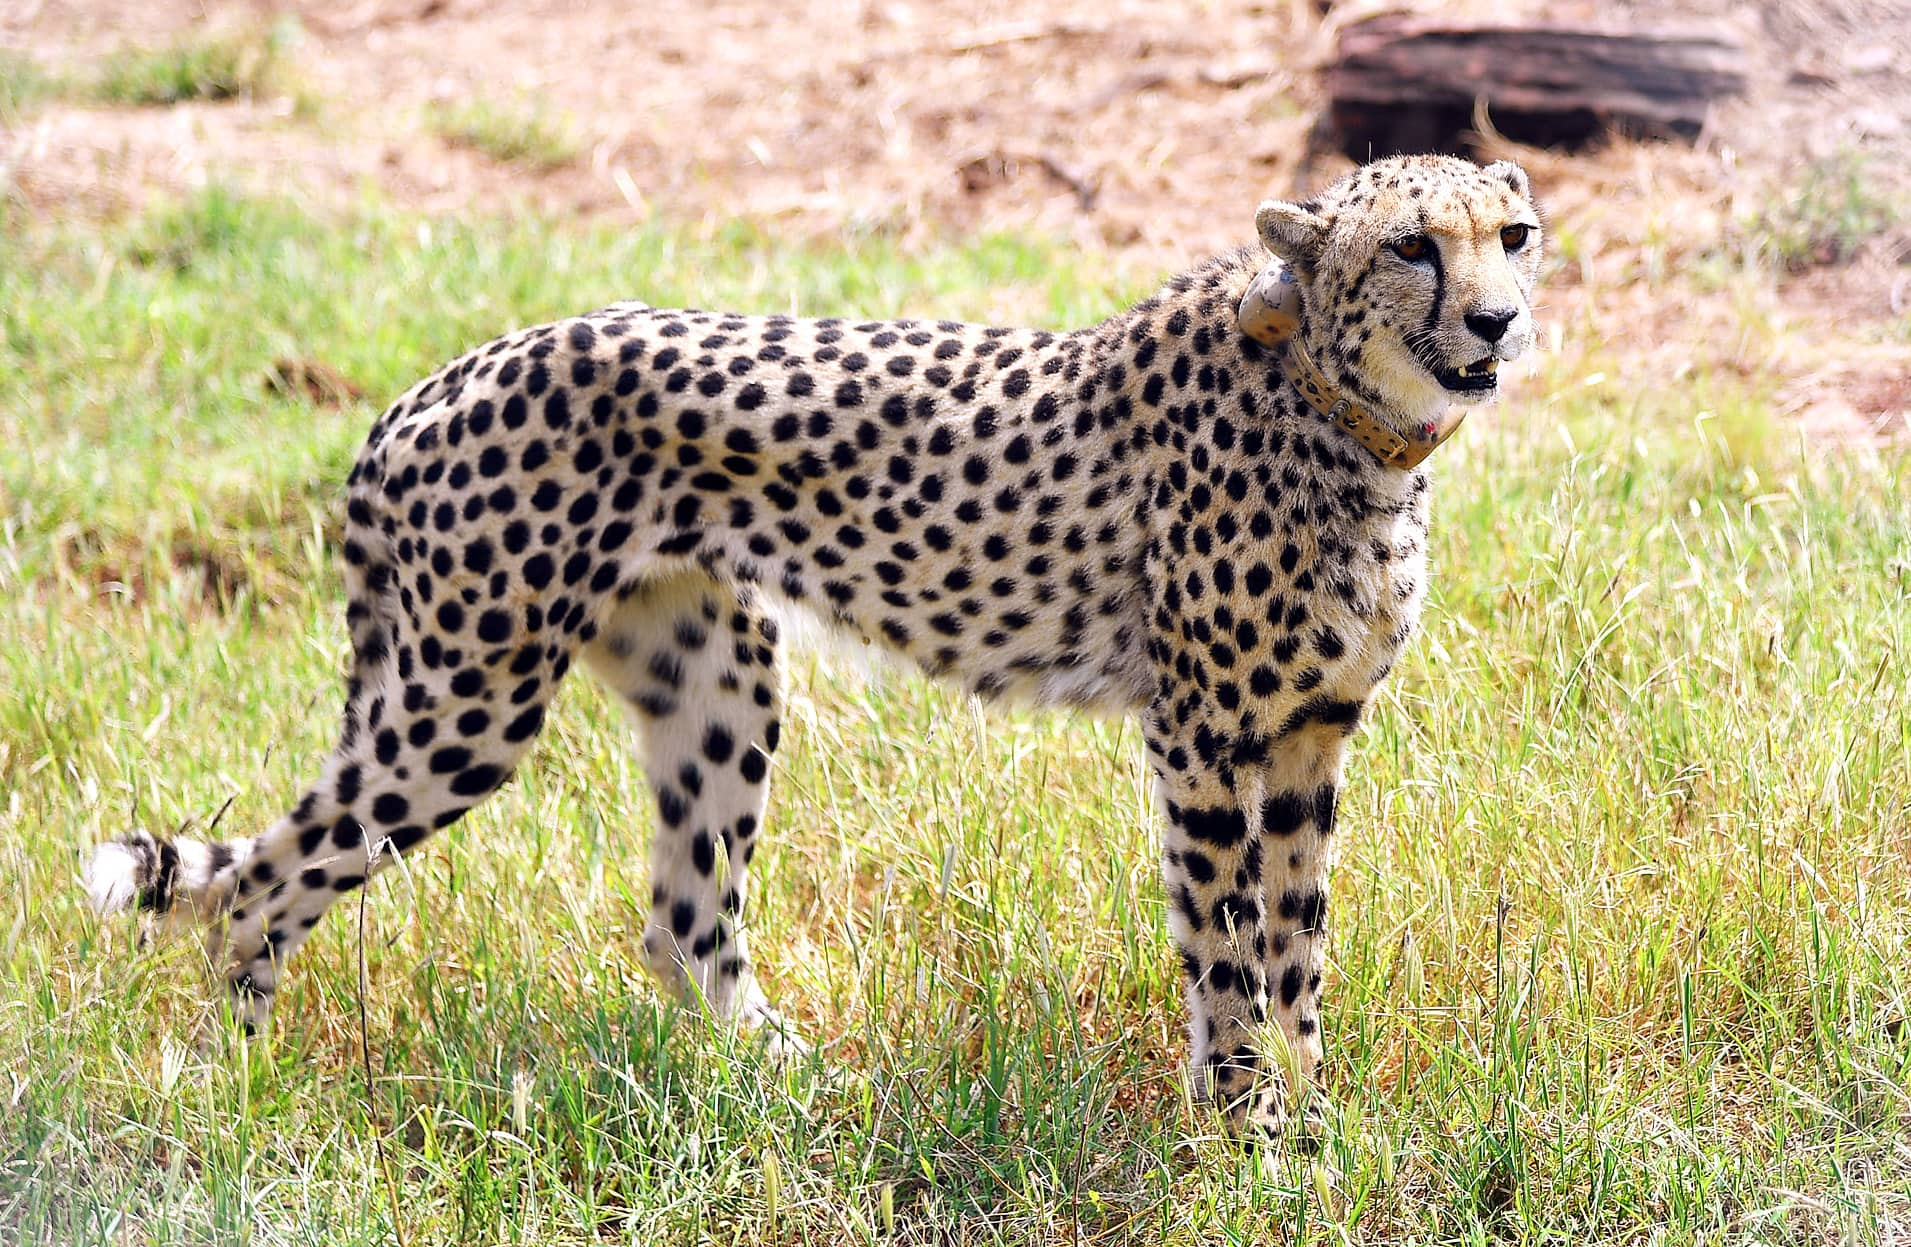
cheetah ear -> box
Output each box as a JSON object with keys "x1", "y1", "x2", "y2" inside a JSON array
[
  {"x1": 1255, "y1": 200, "x2": 1326, "y2": 274},
  {"x1": 1484, "y1": 160, "x2": 1531, "y2": 203}
]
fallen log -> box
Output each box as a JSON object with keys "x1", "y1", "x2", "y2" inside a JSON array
[{"x1": 1327, "y1": 14, "x2": 1750, "y2": 158}]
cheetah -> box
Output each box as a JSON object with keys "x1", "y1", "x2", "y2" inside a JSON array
[{"x1": 84, "y1": 154, "x2": 1543, "y2": 1141}]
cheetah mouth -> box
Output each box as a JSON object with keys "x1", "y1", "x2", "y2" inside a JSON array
[{"x1": 1431, "y1": 356, "x2": 1500, "y2": 394}]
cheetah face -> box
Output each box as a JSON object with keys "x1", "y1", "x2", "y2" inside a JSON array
[{"x1": 1255, "y1": 155, "x2": 1544, "y2": 420}]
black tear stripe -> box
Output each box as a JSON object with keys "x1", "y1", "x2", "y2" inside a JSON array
[{"x1": 1420, "y1": 209, "x2": 1446, "y2": 343}]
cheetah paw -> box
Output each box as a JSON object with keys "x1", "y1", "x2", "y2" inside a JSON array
[{"x1": 737, "y1": 998, "x2": 812, "y2": 1062}]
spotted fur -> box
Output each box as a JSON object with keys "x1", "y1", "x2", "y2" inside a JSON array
[{"x1": 83, "y1": 155, "x2": 1543, "y2": 1139}]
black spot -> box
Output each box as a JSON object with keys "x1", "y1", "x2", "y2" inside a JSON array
[
  {"x1": 1262, "y1": 790, "x2": 1311, "y2": 837},
  {"x1": 1278, "y1": 888, "x2": 1327, "y2": 932},
  {"x1": 1313, "y1": 785, "x2": 1338, "y2": 836},
  {"x1": 1182, "y1": 805, "x2": 1247, "y2": 847},
  {"x1": 502, "y1": 705, "x2": 545, "y2": 743},
  {"x1": 1278, "y1": 696, "x2": 1362, "y2": 737},
  {"x1": 335, "y1": 764, "x2": 363, "y2": 807},
  {"x1": 1280, "y1": 964, "x2": 1303, "y2": 1007},
  {"x1": 476, "y1": 610, "x2": 512, "y2": 643},
  {"x1": 450, "y1": 764, "x2": 504, "y2": 797}
]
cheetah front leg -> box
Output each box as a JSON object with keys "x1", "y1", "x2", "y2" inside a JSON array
[
  {"x1": 1250, "y1": 736, "x2": 1345, "y2": 1145},
  {"x1": 1149, "y1": 725, "x2": 1342, "y2": 1146}
]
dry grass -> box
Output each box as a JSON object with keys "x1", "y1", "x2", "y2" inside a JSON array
[
  {"x1": 2, "y1": 189, "x2": 1908, "y2": 1245},
  {"x1": 2, "y1": 3, "x2": 1908, "y2": 1241}
]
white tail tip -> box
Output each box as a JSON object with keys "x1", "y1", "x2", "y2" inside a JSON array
[{"x1": 82, "y1": 841, "x2": 147, "y2": 915}]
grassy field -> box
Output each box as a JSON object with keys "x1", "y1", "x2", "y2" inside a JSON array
[{"x1": 2, "y1": 190, "x2": 1908, "y2": 1245}]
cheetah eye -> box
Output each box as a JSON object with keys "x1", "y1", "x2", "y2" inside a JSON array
[
  {"x1": 1500, "y1": 223, "x2": 1532, "y2": 252},
  {"x1": 1389, "y1": 234, "x2": 1431, "y2": 262}
]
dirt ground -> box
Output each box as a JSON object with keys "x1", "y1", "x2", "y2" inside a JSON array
[{"x1": 5, "y1": 0, "x2": 1909, "y2": 436}]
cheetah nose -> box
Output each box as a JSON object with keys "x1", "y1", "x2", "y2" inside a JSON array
[{"x1": 1464, "y1": 307, "x2": 1517, "y2": 344}]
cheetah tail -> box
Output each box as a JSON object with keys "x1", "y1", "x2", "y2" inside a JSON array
[{"x1": 82, "y1": 829, "x2": 240, "y2": 922}]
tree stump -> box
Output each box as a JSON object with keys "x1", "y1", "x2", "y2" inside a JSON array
[{"x1": 1327, "y1": 14, "x2": 1751, "y2": 159}]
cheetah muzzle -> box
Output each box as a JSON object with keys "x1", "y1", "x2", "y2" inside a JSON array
[{"x1": 82, "y1": 155, "x2": 1543, "y2": 1146}]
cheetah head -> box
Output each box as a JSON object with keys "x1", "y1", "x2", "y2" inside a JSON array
[{"x1": 1255, "y1": 155, "x2": 1543, "y2": 423}]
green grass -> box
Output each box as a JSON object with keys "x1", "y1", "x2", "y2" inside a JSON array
[
  {"x1": 427, "y1": 97, "x2": 583, "y2": 169},
  {"x1": 2, "y1": 191, "x2": 1908, "y2": 1244},
  {"x1": 1745, "y1": 148, "x2": 1901, "y2": 273},
  {"x1": 0, "y1": 51, "x2": 62, "y2": 118},
  {"x1": 90, "y1": 24, "x2": 301, "y2": 108}
]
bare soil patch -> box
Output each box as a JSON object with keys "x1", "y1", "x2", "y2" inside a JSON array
[{"x1": 4, "y1": 0, "x2": 1908, "y2": 435}]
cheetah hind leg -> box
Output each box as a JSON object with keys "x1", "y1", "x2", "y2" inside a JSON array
[
  {"x1": 82, "y1": 552, "x2": 569, "y2": 1038},
  {"x1": 581, "y1": 574, "x2": 805, "y2": 1058}
]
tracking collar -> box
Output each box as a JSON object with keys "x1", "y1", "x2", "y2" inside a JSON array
[{"x1": 1236, "y1": 263, "x2": 1466, "y2": 471}]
